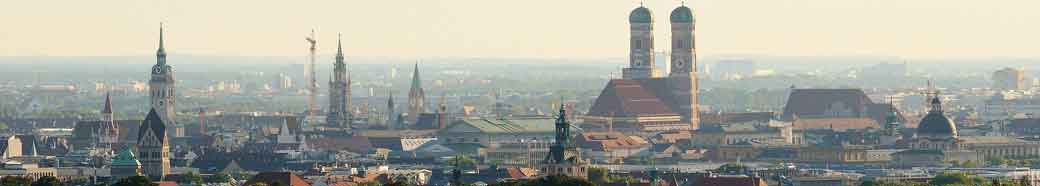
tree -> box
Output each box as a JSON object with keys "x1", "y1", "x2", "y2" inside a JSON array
[
  {"x1": 715, "y1": 163, "x2": 749, "y2": 175},
  {"x1": 858, "y1": 180, "x2": 927, "y2": 186},
  {"x1": 2, "y1": 177, "x2": 32, "y2": 186},
  {"x1": 182, "y1": 172, "x2": 203, "y2": 186},
  {"x1": 446, "y1": 156, "x2": 478, "y2": 170},
  {"x1": 586, "y1": 167, "x2": 608, "y2": 185},
  {"x1": 30, "y1": 176, "x2": 61, "y2": 186},
  {"x1": 112, "y1": 176, "x2": 157, "y2": 186},
  {"x1": 205, "y1": 173, "x2": 233, "y2": 184},
  {"x1": 489, "y1": 175, "x2": 593, "y2": 186},
  {"x1": 931, "y1": 172, "x2": 984, "y2": 186}
]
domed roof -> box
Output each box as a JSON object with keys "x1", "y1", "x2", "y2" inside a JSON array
[
  {"x1": 916, "y1": 97, "x2": 957, "y2": 138},
  {"x1": 670, "y1": 6, "x2": 694, "y2": 23},
  {"x1": 629, "y1": 6, "x2": 653, "y2": 23}
]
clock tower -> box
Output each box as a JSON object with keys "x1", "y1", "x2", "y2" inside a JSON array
[
  {"x1": 668, "y1": 5, "x2": 700, "y2": 128},
  {"x1": 624, "y1": 5, "x2": 656, "y2": 79},
  {"x1": 150, "y1": 23, "x2": 177, "y2": 128}
]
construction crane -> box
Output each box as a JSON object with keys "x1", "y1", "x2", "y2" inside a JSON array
[{"x1": 305, "y1": 30, "x2": 318, "y2": 121}]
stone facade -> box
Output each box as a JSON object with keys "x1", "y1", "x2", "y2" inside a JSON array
[{"x1": 327, "y1": 36, "x2": 352, "y2": 128}]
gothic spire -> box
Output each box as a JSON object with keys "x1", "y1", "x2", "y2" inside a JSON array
[
  {"x1": 102, "y1": 92, "x2": 113, "y2": 114},
  {"x1": 410, "y1": 62, "x2": 422, "y2": 92},
  {"x1": 335, "y1": 33, "x2": 344, "y2": 63}
]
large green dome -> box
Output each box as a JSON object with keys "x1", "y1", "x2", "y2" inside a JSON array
[
  {"x1": 629, "y1": 7, "x2": 653, "y2": 23},
  {"x1": 670, "y1": 6, "x2": 694, "y2": 23}
]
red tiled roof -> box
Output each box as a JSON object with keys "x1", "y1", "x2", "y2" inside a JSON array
[
  {"x1": 244, "y1": 172, "x2": 312, "y2": 186},
  {"x1": 696, "y1": 176, "x2": 768, "y2": 186},
  {"x1": 781, "y1": 89, "x2": 872, "y2": 119},
  {"x1": 588, "y1": 80, "x2": 678, "y2": 117},
  {"x1": 577, "y1": 132, "x2": 650, "y2": 151},
  {"x1": 154, "y1": 181, "x2": 178, "y2": 186}
]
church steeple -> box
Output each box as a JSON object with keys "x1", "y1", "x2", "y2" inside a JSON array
[
  {"x1": 102, "y1": 92, "x2": 113, "y2": 114},
  {"x1": 335, "y1": 33, "x2": 344, "y2": 64},
  {"x1": 157, "y1": 23, "x2": 166, "y2": 66},
  {"x1": 407, "y1": 62, "x2": 425, "y2": 125},
  {"x1": 326, "y1": 33, "x2": 351, "y2": 127}
]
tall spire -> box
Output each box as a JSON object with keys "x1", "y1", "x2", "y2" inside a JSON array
[
  {"x1": 410, "y1": 62, "x2": 421, "y2": 90},
  {"x1": 156, "y1": 22, "x2": 167, "y2": 66},
  {"x1": 159, "y1": 23, "x2": 165, "y2": 51},
  {"x1": 335, "y1": 33, "x2": 344, "y2": 63},
  {"x1": 102, "y1": 92, "x2": 113, "y2": 114}
]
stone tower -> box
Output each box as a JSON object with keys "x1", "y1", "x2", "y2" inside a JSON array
[
  {"x1": 150, "y1": 23, "x2": 177, "y2": 128},
  {"x1": 137, "y1": 109, "x2": 170, "y2": 180},
  {"x1": 624, "y1": 5, "x2": 656, "y2": 79},
  {"x1": 99, "y1": 93, "x2": 119, "y2": 146},
  {"x1": 540, "y1": 104, "x2": 587, "y2": 179},
  {"x1": 386, "y1": 89, "x2": 397, "y2": 129},
  {"x1": 407, "y1": 63, "x2": 425, "y2": 125},
  {"x1": 668, "y1": 5, "x2": 700, "y2": 128},
  {"x1": 327, "y1": 34, "x2": 352, "y2": 128}
]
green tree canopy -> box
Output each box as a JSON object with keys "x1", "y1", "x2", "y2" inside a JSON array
[
  {"x1": 113, "y1": 176, "x2": 157, "y2": 186},
  {"x1": 30, "y1": 176, "x2": 61, "y2": 186},
  {"x1": 2, "y1": 177, "x2": 32, "y2": 186}
]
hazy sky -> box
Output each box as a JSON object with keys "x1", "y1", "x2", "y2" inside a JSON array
[{"x1": 1, "y1": 0, "x2": 1038, "y2": 59}]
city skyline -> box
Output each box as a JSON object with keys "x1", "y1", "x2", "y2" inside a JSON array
[{"x1": 2, "y1": 0, "x2": 1039, "y2": 59}]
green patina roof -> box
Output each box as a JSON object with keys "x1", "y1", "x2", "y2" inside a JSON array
[
  {"x1": 629, "y1": 7, "x2": 653, "y2": 23},
  {"x1": 670, "y1": 6, "x2": 694, "y2": 23},
  {"x1": 111, "y1": 148, "x2": 141, "y2": 166},
  {"x1": 451, "y1": 117, "x2": 580, "y2": 134}
]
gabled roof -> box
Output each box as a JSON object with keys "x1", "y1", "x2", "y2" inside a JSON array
[
  {"x1": 577, "y1": 132, "x2": 650, "y2": 151},
  {"x1": 587, "y1": 79, "x2": 678, "y2": 117},
  {"x1": 782, "y1": 89, "x2": 873, "y2": 120},
  {"x1": 442, "y1": 117, "x2": 577, "y2": 134},
  {"x1": 138, "y1": 108, "x2": 167, "y2": 143}
]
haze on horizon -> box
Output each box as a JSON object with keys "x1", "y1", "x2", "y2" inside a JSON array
[{"x1": 1, "y1": 0, "x2": 1037, "y2": 59}]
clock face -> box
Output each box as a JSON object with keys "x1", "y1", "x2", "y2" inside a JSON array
[{"x1": 152, "y1": 66, "x2": 162, "y2": 74}]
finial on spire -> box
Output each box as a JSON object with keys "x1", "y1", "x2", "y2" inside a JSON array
[{"x1": 159, "y1": 22, "x2": 165, "y2": 50}]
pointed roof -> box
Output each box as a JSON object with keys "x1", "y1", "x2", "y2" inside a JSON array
[
  {"x1": 335, "y1": 33, "x2": 344, "y2": 64},
  {"x1": 409, "y1": 62, "x2": 423, "y2": 95},
  {"x1": 138, "y1": 108, "x2": 167, "y2": 143},
  {"x1": 157, "y1": 23, "x2": 166, "y2": 63},
  {"x1": 158, "y1": 23, "x2": 165, "y2": 52},
  {"x1": 387, "y1": 89, "x2": 395, "y2": 107},
  {"x1": 102, "y1": 93, "x2": 113, "y2": 114}
]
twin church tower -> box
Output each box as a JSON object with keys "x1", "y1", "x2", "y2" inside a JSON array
[
  {"x1": 624, "y1": 4, "x2": 696, "y2": 80},
  {"x1": 586, "y1": 4, "x2": 700, "y2": 132}
]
